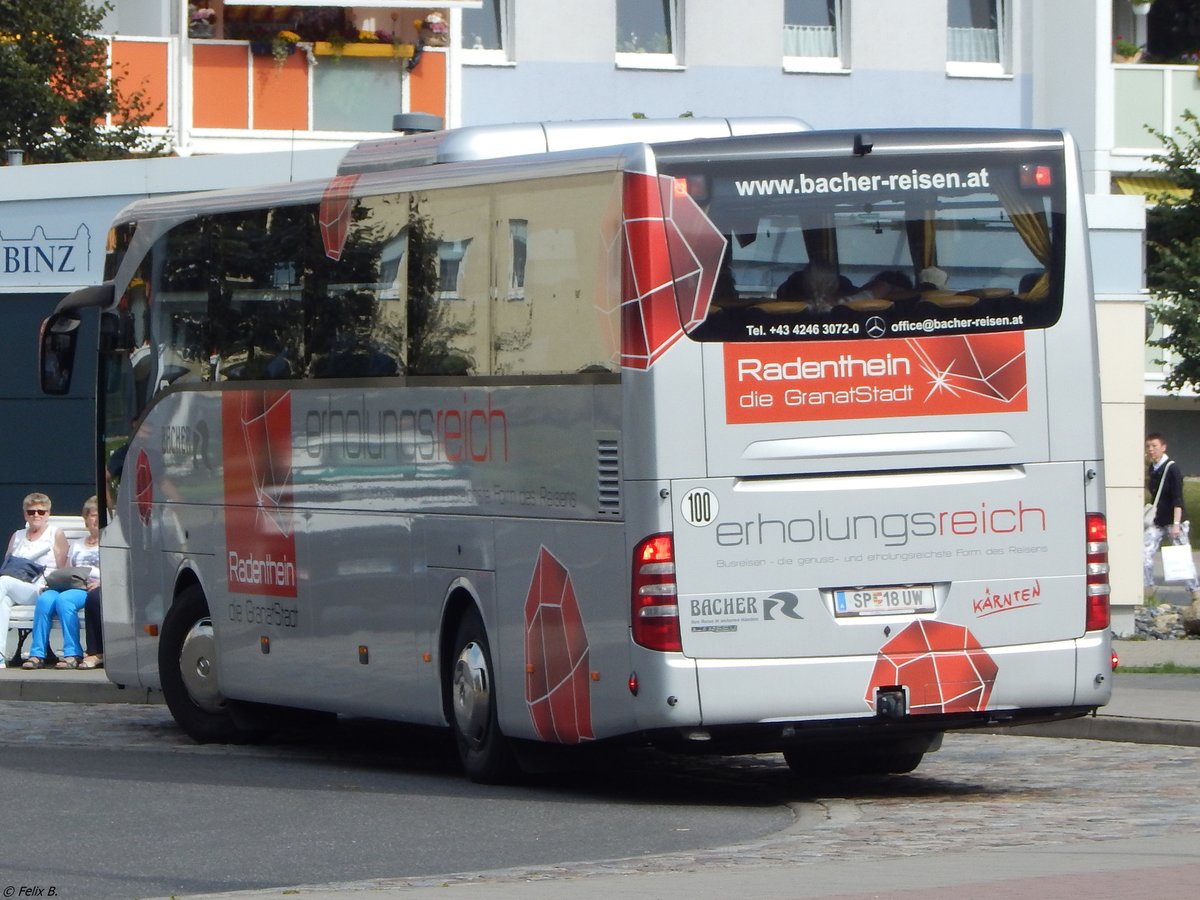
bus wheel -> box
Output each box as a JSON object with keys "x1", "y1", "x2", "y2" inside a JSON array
[
  {"x1": 159, "y1": 584, "x2": 250, "y2": 743},
  {"x1": 448, "y1": 609, "x2": 518, "y2": 783}
]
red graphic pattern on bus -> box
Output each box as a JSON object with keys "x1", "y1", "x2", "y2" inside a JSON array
[
  {"x1": 620, "y1": 173, "x2": 726, "y2": 369},
  {"x1": 906, "y1": 332, "x2": 1027, "y2": 406},
  {"x1": 865, "y1": 621, "x2": 998, "y2": 715},
  {"x1": 320, "y1": 174, "x2": 360, "y2": 261},
  {"x1": 134, "y1": 449, "x2": 153, "y2": 525},
  {"x1": 221, "y1": 391, "x2": 298, "y2": 598},
  {"x1": 524, "y1": 547, "x2": 594, "y2": 744}
]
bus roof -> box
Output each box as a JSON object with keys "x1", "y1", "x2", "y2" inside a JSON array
[{"x1": 336, "y1": 116, "x2": 810, "y2": 175}]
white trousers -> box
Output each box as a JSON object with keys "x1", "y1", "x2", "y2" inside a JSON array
[
  {"x1": 0, "y1": 575, "x2": 41, "y2": 659},
  {"x1": 1144, "y1": 522, "x2": 1200, "y2": 592}
]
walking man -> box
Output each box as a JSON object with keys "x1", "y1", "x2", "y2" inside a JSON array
[{"x1": 1144, "y1": 432, "x2": 1200, "y2": 602}]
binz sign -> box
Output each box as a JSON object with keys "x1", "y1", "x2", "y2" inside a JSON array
[{"x1": 0, "y1": 223, "x2": 92, "y2": 286}]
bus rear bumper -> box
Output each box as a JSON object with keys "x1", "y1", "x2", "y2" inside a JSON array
[
  {"x1": 642, "y1": 705, "x2": 1100, "y2": 757},
  {"x1": 686, "y1": 635, "x2": 1112, "y2": 734}
]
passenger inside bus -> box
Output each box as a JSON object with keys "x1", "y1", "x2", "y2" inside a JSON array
[
  {"x1": 775, "y1": 261, "x2": 843, "y2": 313},
  {"x1": 916, "y1": 266, "x2": 949, "y2": 292},
  {"x1": 842, "y1": 270, "x2": 914, "y2": 310}
]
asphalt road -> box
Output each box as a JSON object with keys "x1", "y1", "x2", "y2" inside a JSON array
[
  {"x1": 0, "y1": 704, "x2": 789, "y2": 899},
  {"x1": 0, "y1": 701, "x2": 1198, "y2": 899}
]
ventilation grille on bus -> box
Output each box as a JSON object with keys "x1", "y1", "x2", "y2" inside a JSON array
[{"x1": 597, "y1": 438, "x2": 621, "y2": 517}]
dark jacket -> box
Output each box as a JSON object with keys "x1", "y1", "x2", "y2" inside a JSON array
[{"x1": 1148, "y1": 458, "x2": 1185, "y2": 528}]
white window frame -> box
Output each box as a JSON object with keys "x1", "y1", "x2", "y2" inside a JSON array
[
  {"x1": 461, "y1": 0, "x2": 513, "y2": 66},
  {"x1": 438, "y1": 239, "x2": 471, "y2": 300},
  {"x1": 946, "y1": 0, "x2": 1010, "y2": 79},
  {"x1": 615, "y1": 0, "x2": 684, "y2": 71},
  {"x1": 783, "y1": 0, "x2": 849, "y2": 74}
]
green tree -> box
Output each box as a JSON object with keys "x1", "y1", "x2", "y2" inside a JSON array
[
  {"x1": 1145, "y1": 111, "x2": 1200, "y2": 392},
  {"x1": 0, "y1": 0, "x2": 167, "y2": 162}
]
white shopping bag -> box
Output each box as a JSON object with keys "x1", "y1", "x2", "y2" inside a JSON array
[{"x1": 1161, "y1": 543, "x2": 1197, "y2": 583}]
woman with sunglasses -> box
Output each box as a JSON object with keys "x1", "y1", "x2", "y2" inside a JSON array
[
  {"x1": 0, "y1": 493, "x2": 68, "y2": 668},
  {"x1": 22, "y1": 496, "x2": 101, "y2": 670}
]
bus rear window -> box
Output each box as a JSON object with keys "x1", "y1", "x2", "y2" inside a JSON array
[{"x1": 659, "y1": 152, "x2": 1065, "y2": 343}]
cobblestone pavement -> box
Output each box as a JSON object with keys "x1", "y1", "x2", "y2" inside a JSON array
[{"x1": 3, "y1": 701, "x2": 1199, "y2": 898}]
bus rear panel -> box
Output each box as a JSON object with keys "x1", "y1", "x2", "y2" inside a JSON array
[{"x1": 621, "y1": 129, "x2": 1109, "y2": 754}]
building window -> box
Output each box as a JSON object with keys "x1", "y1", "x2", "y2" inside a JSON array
[
  {"x1": 783, "y1": 0, "x2": 847, "y2": 72},
  {"x1": 616, "y1": 0, "x2": 682, "y2": 69},
  {"x1": 508, "y1": 219, "x2": 527, "y2": 299},
  {"x1": 461, "y1": 0, "x2": 511, "y2": 64},
  {"x1": 947, "y1": 0, "x2": 1008, "y2": 76},
  {"x1": 438, "y1": 239, "x2": 471, "y2": 299}
]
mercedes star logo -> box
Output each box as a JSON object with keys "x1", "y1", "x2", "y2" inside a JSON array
[{"x1": 866, "y1": 316, "x2": 887, "y2": 338}]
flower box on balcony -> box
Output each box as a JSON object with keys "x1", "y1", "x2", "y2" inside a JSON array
[{"x1": 313, "y1": 41, "x2": 414, "y2": 59}]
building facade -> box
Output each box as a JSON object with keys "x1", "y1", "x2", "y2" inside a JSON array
[{"x1": 1, "y1": 0, "x2": 1170, "y2": 631}]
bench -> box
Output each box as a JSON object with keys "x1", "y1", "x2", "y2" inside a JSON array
[{"x1": 6, "y1": 515, "x2": 88, "y2": 663}]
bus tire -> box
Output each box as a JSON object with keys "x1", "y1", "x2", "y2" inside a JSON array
[
  {"x1": 447, "y1": 608, "x2": 518, "y2": 783},
  {"x1": 158, "y1": 583, "x2": 254, "y2": 743}
]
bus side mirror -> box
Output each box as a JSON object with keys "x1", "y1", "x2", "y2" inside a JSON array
[
  {"x1": 39, "y1": 282, "x2": 115, "y2": 395},
  {"x1": 39, "y1": 312, "x2": 82, "y2": 395}
]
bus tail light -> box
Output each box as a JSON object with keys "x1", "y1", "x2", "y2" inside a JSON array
[
  {"x1": 1019, "y1": 163, "x2": 1053, "y2": 189},
  {"x1": 631, "y1": 533, "x2": 681, "y2": 652},
  {"x1": 1085, "y1": 513, "x2": 1110, "y2": 632}
]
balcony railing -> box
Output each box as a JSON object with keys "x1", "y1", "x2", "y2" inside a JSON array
[
  {"x1": 106, "y1": 35, "x2": 446, "y2": 153},
  {"x1": 1113, "y1": 62, "x2": 1200, "y2": 153}
]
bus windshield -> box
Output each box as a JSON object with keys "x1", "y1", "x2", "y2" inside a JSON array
[{"x1": 659, "y1": 149, "x2": 1065, "y2": 343}]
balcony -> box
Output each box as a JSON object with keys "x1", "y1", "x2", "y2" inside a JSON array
[
  {"x1": 108, "y1": 35, "x2": 447, "y2": 154},
  {"x1": 1113, "y1": 62, "x2": 1200, "y2": 156}
]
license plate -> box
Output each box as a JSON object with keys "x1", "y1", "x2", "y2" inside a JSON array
[{"x1": 833, "y1": 585, "x2": 935, "y2": 617}]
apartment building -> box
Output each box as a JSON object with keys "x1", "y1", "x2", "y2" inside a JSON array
[{"x1": 0, "y1": 1, "x2": 1175, "y2": 631}]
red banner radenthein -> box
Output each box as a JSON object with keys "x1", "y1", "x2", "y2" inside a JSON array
[
  {"x1": 724, "y1": 332, "x2": 1028, "y2": 425},
  {"x1": 222, "y1": 391, "x2": 298, "y2": 597}
]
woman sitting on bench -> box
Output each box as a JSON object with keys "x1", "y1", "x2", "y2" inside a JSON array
[
  {"x1": 0, "y1": 492, "x2": 67, "y2": 668},
  {"x1": 22, "y1": 496, "x2": 100, "y2": 670}
]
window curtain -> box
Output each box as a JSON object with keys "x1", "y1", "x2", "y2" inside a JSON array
[
  {"x1": 801, "y1": 214, "x2": 838, "y2": 269},
  {"x1": 904, "y1": 201, "x2": 938, "y2": 276},
  {"x1": 947, "y1": 26, "x2": 998, "y2": 63},
  {"x1": 783, "y1": 24, "x2": 836, "y2": 57},
  {"x1": 991, "y1": 172, "x2": 1052, "y2": 299}
]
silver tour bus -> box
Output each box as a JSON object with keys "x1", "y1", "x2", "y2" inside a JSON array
[{"x1": 40, "y1": 119, "x2": 1110, "y2": 781}]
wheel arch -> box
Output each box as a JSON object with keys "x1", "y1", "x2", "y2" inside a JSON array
[
  {"x1": 438, "y1": 579, "x2": 485, "y2": 725},
  {"x1": 170, "y1": 562, "x2": 204, "y2": 609}
]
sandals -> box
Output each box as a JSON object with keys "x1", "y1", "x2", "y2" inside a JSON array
[{"x1": 17, "y1": 655, "x2": 97, "y2": 670}]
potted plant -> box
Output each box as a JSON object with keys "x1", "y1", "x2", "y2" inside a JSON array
[
  {"x1": 272, "y1": 29, "x2": 301, "y2": 66},
  {"x1": 416, "y1": 12, "x2": 449, "y2": 48},
  {"x1": 1131, "y1": 0, "x2": 1153, "y2": 16},
  {"x1": 188, "y1": 6, "x2": 215, "y2": 39},
  {"x1": 1113, "y1": 35, "x2": 1143, "y2": 63}
]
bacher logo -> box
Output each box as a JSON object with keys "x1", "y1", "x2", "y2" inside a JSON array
[
  {"x1": 690, "y1": 591, "x2": 804, "y2": 623},
  {"x1": 763, "y1": 591, "x2": 803, "y2": 621}
]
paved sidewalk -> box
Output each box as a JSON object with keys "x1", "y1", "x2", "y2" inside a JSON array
[{"x1": 0, "y1": 664, "x2": 161, "y2": 704}]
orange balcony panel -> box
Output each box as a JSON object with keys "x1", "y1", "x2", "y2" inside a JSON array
[
  {"x1": 409, "y1": 50, "x2": 446, "y2": 122},
  {"x1": 194, "y1": 44, "x2": 251, "y2": 129},
  {"x1": 112, "y1": 39, "x2": 169, "y2": 127},
  {"x1": 251, "y1": 52, "x2": 309, "y2": 131}
]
